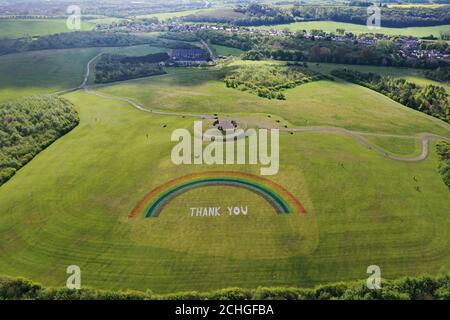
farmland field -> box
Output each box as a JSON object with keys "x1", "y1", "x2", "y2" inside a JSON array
[
  {"x1": 135, "y1": 8, "x2": 215, "y2": 20},
  {"x1": 257, "y1": 21, "x2": 450, "y2": 38},
  {"x1": 0, "y1": 19, "x2": 94, "y2": 38},
  {"x1": 211, "y1": 44, "x2": 243, "y2": 56},
  {"x1": 0, "y1": 45, "x2": 169, "y2": 102}
]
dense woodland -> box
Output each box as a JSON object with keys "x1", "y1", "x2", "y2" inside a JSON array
[
  {"x1": 0, "y1": 96, "x2": 79, "y2": 186},
  {"x1": 224, "y1": 63, "x2": 326, "y2": 100},
  {"x1": 0, "y1": 31, "x2": 197, "y2": 56},
  {"x1": 183, "y1": 4, "x2": 450, "y2": 28},
  {"x1": 331, "y1": 68, "x2": 449, "y2": 123},
  {"x1": 424, "y1": 66, "x2": 450, "y2": 82},
  {"x1": 95, "y1": 53, "x2": 168, "y2": 84},
  {"x1": 1, "y1": 273, "x2": 449, "y2": 300},
  {"x1": 183, "y1": 4, "x2": 295, "y2": 26},
  {"x1": 291, "y1": 5, "x2": 450, "y2": 28},
  {"x1": 436, "y1": 141, "x2": 450, "y2": 189}
]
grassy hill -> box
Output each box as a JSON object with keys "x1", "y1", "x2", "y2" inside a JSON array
[
  {"x1": 0, "y1": 57, "x2": 448, "y2": 293},
  {"x1": 95, "y1": 62, "x2": 449, "y2": 136},
  {"x1": 0, "y1": 45, "x2": 169, "y2": 103}
]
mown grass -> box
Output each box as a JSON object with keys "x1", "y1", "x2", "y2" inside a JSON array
[
  {"x1": 0, "y1": 89, "x2": 448, "y2": 293},
  {"x1": 96, "y1": 61, "x2": 450, "y2": 137},
  {"x1": 0, "y1": 47, "x2": 449, "y2": 293},
  {"x1": 211, "y1": 44, "x2": 243, "y2": 56},
  {"x1": 0, "y1": 45, "x2": 168, "y2": 102}
]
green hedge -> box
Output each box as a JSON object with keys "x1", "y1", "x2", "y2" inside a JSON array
[{"x1": 1, "y1": 274, "x2": 449, "y2": 300}]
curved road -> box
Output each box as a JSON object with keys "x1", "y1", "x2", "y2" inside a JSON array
[{"x1": 63, "y1": 53, "x2": 450, "y2": 163}]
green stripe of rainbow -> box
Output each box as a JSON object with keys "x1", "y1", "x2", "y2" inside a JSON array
[{"x1": 129, "y1": 171, "x2": 306, "y2": 219}]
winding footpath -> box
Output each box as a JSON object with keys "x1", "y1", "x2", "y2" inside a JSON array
[{"x1": 62, "y1": 53, "x2": 450, "y2": 163}]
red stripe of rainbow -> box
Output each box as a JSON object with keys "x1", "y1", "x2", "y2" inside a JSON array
[{"x1": 129, "y1": 171, "x2": 306, "y2": 219}]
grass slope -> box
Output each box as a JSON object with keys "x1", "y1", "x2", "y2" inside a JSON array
[
  {"x1": 135, "y1": 8, "x2": 215, "y2": 20},
  {"x1": 0, "y1": 45, "x2": 169, "y2": 103},
  {"x1": 0, "y1": 66, "x2": 448, "y2": 293},
  {"x1": 0, "y1": 87, "x2": 450, "y2": 292},
  {"x1": 0, "y1": 19, "x2": 93, "y2": 38},
  {"x1": 211, "y1": 44, "x2": 243, "y2": 57},
  {"x1": 96, "y1": 62, "x2": 450, "y2": 137}
]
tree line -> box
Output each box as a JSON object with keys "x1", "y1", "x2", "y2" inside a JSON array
[
  {"x1": 436, "y1": 141, "x2": 450, "y2": 189},
  {"x1": 0, "y1": 31, "x2": 198, "y2": 56},
  {"x1": 95, "y1": 53, "x2": 169, "y2": 84},
  {"x1": 182, "y1": 4, "x2": 295, "y2": 26},
  {"x1": 424, "y1": 67, "x2": 450, "y2": 82},
  {"x1": 291, "y1": 5, "x2": 450, "y2": 28},
  {"x1": 0, "y1": 96, "x2": 79, "y2": 186},
  {"x1": 1, "y1": 273, "x2": 449, "y2": 300},
  {"x1": 182, "y1": 4, "x2": 450, "y2": 28},
  {"x1": 331, "y1": 68, "x2": 449, "y2": 123}
]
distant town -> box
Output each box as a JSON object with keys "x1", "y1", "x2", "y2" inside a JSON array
[{"x1": 97, "y1": 20, "x2": 450, "y2": 63}]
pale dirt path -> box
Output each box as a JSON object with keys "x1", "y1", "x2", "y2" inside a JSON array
[
  {"x1": 62, "y1": 52, "x2": 450, "y2": 163},
  {"x1": 277, "y1": 127, "x2": 449, "y2": 162},
  {"x1": 201, "y1": 39, "x2": 216, "y2": 61}
]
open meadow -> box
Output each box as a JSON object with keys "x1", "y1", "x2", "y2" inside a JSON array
[
  {"x1": 0, "y1": 47, "x2": 448, "y2": 292},
  {"x1": 0, "y1": 45, "x2": 169, "y2": 102},
  {"x1": 0, "y1": 19, "x2": 94, "y2": 38}
]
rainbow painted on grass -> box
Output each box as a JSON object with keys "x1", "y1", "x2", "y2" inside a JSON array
[{"x1": 129, "y1": 171, "x2": 306, "y2": 218}]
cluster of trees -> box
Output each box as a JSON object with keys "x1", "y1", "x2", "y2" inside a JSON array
[
  {"x1": 0, "y1": 31, "x2": 152, "y2": 56},
  {"x1": 291, "y1": 5, "x2": 450, "y2": 27},
  {"x1": 0, "y1": 31, "x2": 196, "y2": 56},
  {"x1": 441, "y1": 32, "x2": 450, "y2": 41},
  {"x1": 224, "y1": 63, "x2": 325, "y2": 100},
  {"x1": 183, "y1": 4, "x2": 450, "y2": 28},
  {"x1": 424, "y1": 67, "x2": 450, "y2": 82},
  {"x1": 331, "y1": 69, "x2": 449, "y2": 123},
  {"x1": 436, "y1": 141, "x2": 450, "y2": 189},
  {"x1": 95, "y1": 53, "x2": 168, "y2": 84},
  {"x1": 183, "y1": 4, "x2": 295, "y2": 26},
  {"x1": 1, "y1": 274, "x2": 449, "y2": 300},
  {"x1": 194, "y1": 30, "x2": 448, "y2": 70},
  {"x1": 0, "y1": 96, "x2": 79, "y2": 186}
]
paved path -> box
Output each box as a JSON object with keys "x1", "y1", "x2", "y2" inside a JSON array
[{"x1": 62, "y1": 52, "x2": 450, "y2": 163}]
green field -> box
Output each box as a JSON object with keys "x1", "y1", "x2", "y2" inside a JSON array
[
  {"x1": 95, "y1": 62, "x2": 449, "y2": 136},
  {"x1": 211, "y1": 44, "x2": 243, "y2": 56},
  {"x1": 135, "y1": 8, "x2": 215, "y2": 20},
  {"x1": 258, "y1": 21, "x2": 450, "y2": 38},
  {"x1": 306, "y1": 62, "x2": 450, "y2": 93},
  {"x1": 0, "y1": 19, "x2": 94, "y2": 38},
  {"x1": 0, "y1": 48, "x2": 449, "y2": 293},
  {"x1": 0, "y1": 45, "x2": 169, "y2": 102}
]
